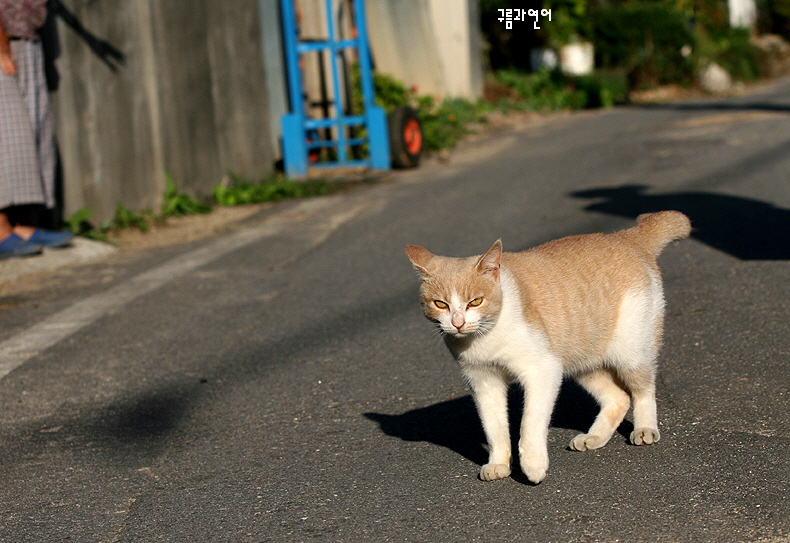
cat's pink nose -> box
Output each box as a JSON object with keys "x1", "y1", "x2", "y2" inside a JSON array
[{"x1": 451, "y1": 312, "x2": 465, "y2": 330}]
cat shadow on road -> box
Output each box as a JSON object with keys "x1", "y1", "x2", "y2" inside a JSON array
[
  {"x1": 572, "y1": 184, "x2": 790, "y2": 260},
  {"x1": 365, "y1": 379, "x2": 632, "y2": 475}
]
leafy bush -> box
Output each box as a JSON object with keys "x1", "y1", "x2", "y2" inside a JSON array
[
  {"x1": 696, "y1": 27, "x2": 768, "y2": 82},
  {"x1": 417, "y1": 96, "x2": 489, "y2": 151},
  {"x1": 372, "y1": 71, "x2": 415, "y2": 113},
  {"x1": 113, "y1": 202, "x2": 151, "y2": 232},
  {"x1": 350, "y1": 65, "x2": 415, "y2": 114},
  {"x1": 593, "y1": 2, "x2": 695, "y2": 88},
  {"x1": 572, "y1": 70, "x2": 630, "y2": 107},
  {"x1": 161, "y1": 172, "x2": 211, "y2": 217},
  {"x1": 491, "y1": 68, "x2": 628, "y2": 110},
  {"x1": 493, "y1": 68, "x2": 587, "y2": 109},
  {"x1": 545, "y1": 0, "x2": 594, "y2": 46}
]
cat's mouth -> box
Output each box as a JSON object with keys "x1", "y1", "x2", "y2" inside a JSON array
[{"x1": 443, "y1": 324, "x2": 476, "y2": 338}]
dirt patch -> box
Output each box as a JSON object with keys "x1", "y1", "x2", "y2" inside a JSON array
[{"x1": 105, "y1": 203, "x2": 272, "y2": 251}]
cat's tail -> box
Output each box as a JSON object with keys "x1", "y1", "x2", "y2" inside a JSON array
[{"x1": 626, "y1": 211, "x2": 691, "y2": 257}]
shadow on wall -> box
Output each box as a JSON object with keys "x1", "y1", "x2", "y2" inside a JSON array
[{"x1": 571, "y1": 185, "x2": 790, "y2": 261}]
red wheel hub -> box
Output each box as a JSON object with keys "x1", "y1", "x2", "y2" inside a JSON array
[{"x1": 403, "y1": 119, "x2": 422, "y2": 155}]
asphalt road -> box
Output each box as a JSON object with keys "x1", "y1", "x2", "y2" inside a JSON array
[{"x1": 2, "y1": 77, "x2": 790, "y2": 542}]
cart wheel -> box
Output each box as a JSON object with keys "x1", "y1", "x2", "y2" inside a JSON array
[{"x1": 388, "y1": 106, "x2": 422, "y2": 168}]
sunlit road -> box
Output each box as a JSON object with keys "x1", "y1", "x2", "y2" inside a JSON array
[{"x1": 2, "y1": 77, "x2": 790, "y2": 542}]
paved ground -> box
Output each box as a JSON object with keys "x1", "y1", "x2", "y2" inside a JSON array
[{"x1": 1, "y1": 77, "x2": 790, "y2": 542}]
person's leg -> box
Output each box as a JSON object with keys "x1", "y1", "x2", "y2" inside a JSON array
[
  {"x1": 0, "y1": 208, "x2": 43, "y2": 258},
  {"x1": 0, "y1": 211, "x2": 13, "y2": 239}
]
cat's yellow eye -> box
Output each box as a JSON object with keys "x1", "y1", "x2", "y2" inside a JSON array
[
  {"x1": 434, "y1": 300, "x2": 449, "y2": 309},
  {"x1": 468, "y1": 297, "x2": 483, "y2": 307}
]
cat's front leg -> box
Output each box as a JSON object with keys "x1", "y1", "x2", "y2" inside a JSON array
[
  {"x1": 463, "y1": 365, "x2": 512, "y2": 481},
  {"x1": 517, "y1": 362, "x2": 563, "y2": 484}
]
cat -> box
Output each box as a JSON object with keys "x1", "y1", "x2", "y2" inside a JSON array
[{"x1": 406, "y1": 211, "x2": 691, "y2": 484}]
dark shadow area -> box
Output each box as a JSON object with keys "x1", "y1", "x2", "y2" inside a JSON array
[
  {"x1": 42, "y1": 0, "x2": 125, "y2": 91},
  {"x1": 365, "y1": 379, "x2": 632, "y2": 476},
  {"x1": 96, "y1": 386, "x2": 193, "y2": 444},
  {"x1": 366, "y1": 395, "x2": 487, "y2": 466},
  {"x1": 572, "y1": 184, "x2": 790, "y2": 260},
  {"x1": 638, "y1": 101, "x2": 790, "y2": 114},
  {"x1": 0, "y1": 382, "x2": 199, "y2": 472}
]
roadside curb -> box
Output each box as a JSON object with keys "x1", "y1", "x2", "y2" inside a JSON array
[{"x1": 0, "y1": 237, "x2": 116, "y2": 290}]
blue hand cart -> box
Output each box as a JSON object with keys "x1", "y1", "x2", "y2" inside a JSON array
[{"x1": 280, "y1": 0, "x2": 421, "y2": 178}]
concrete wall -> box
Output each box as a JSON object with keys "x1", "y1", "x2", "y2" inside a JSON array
[
  {"x1": 426, "y1": 0, "x2": 483, "y2": 99},
  {"x1": 53, "y1": 0, "x2": 274, "y2": 222},
  {"x1": 259, "y1": 0, "x2": 289, "y2": 158},
  {"x1": 366, "y1": 0, "x2": 482, "y2": 100}
]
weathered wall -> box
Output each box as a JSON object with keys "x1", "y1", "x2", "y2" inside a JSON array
[
  {"x1": 366, "y1": 0, "x2": 482, "y2": 100},
  {"x1": 52, "y1": 0, "x2": 275, "y2": 222},
  {"x1": 426, "y1": 0, "x2": 483, "y2": 99}
]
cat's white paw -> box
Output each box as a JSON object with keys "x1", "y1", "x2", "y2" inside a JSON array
[
  {"x1": 569, "y1": 433, "x2": 608, "y2": 451},
  {"x1": 479, "y1": 463, "x2": 511, "y2": 481},
  {"x1": 630, "y1": 427, "x2": 660, "y2": 445},
  {"x1": 519, "y1": 453, "x2": 549, "y2": 484}
]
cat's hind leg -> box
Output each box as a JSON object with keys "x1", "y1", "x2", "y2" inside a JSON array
[
  {"x1": 569, "y1": 368, "x2": 631, "y2": 451},
  {"x1": 619, "y1": 366, "x2": 660, "y2": 445},
  {"x1": 606, "y1": 284, "x2": 663, "y2": 446}
]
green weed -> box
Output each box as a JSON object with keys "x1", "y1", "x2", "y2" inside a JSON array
[
  {"x1": 213, "y1": 174, "x2": 333, "y2": 206},
  {"x1": 161, "y1": 171, "x2": 212, "y2": 217}
]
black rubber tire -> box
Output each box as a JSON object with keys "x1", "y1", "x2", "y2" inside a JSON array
[{"x1": 388, "y1": 105, "x2": 422, "y2": 168}]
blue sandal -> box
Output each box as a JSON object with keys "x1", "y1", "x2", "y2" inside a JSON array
[
  {"x1": 0, "y1": 234, "x2": 44, "y2": 259},
  {"x1": 27, "y1": 228, "x2": 74, "y2": 248}
]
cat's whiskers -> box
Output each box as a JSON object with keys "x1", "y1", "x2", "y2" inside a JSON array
[
  {"x1": 471, "y1": 317, "x2": 495, "y2": 337},
  {"x1": 430, "y1": 321, "x2": 448, "y2": 340}
]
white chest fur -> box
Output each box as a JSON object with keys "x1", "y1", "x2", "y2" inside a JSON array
[{"x1": 447, "y1": 268, "x2": 554, "y2": 375}]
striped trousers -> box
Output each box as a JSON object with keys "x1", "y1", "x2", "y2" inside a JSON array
[{"x1": 0, "y1": 39, "x2": 56, "y2": 211}]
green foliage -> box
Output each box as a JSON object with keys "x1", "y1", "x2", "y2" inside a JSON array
[
  {"x1": 161, "y1": 171, "x2": 211, "y2": 217},
  {"x1": 350, "y1": 64, "x2": 415, "y2": 115},
  {"x1": 572, "y1": 71, "x2": 630, "y2": 108},
  {"x1": 213, "y1": 174, "x2": 333, "y2": 206},
  {"x1": 113, "y1": 202, "x2": 150, "y2": 232},
  {"x1": 357, "y1": 64, "x2": 622, "y2": 153},
  {"x1": 373, "y1": 71, "x2": 415, "y2": 113},
  {"x1": 493, "y1": 68, "x2": 588, "y2": 109},
  {"x1": 692, "y1": 0, "x2": 732, "y2": 33},
  {"x1": 593, "y1": 2, "x2": 695, "y2": 89},
  {"x1": 696, "y1": 27, "x2": 767, "y2": 82},
  {"x1": 66, "y1": 207, "x2": 111, "y2": 242},
  {"x1": 491, "y1": 68, "x2": 627, "y2": 110},
  {"x1": 66, "y1": 207, "x2": 93, "y2": 235},
  {"x1": 351, "y1": 65, "x2": 489, "y2": 152},
  {"x1": 417, "y1": 97, "x2": 489, "y2": 151},
  {"x1": 547, "y1": 0, "x2": 594, "y2": 46},
  {"x1": 67, "y1": 172, "x2": 333, "y2": 242}
]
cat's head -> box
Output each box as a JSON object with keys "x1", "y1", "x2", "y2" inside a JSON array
[{"x1": 405, "y1": 240, "x2": 504, "y2": 339}]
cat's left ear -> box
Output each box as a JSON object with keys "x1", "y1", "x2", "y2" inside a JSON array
[
  {"x1": 406, "y1": 245, "x2": 434, "y2": 278},
  {"x1": 476, "y1": 239, "x2": 502, "y2": 279}
]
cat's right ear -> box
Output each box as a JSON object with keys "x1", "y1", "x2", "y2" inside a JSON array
[
  {"x1": 476, "y1": 239, "x2": 502, "y2": 278},
  {"x1": 406, "y1": 245, "x2": 434, "y2": 278}
]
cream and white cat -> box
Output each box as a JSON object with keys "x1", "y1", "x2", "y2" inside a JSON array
[{"x1": 406, "y1": 211, "x2": 691, "y2": 484}]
